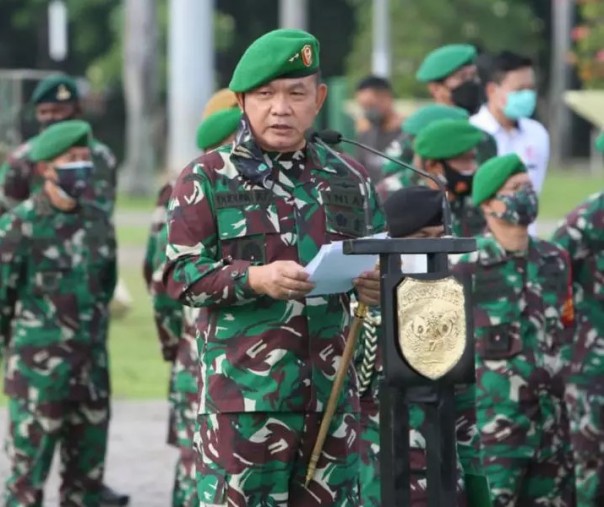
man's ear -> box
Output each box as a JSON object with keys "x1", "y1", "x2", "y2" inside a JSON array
[
  {"x1": 36, "y1": 161, "x2": 50, "y2": 178},
  {"x1": 424, "y1": 159, "x2": 442, "y2": 175},
  {"x1": 315, "y1": 83, "x2": 328, "y2": 114},
  {"x1": 485, "y1": 82, "x2": 498, "y2": 101},
  {"x1": 235, "y1": 93, "x2": 245, "y2": 111},
  {"x1": 427, "y1": 82, "x2": 441, "y2": 100},
  {"x1": 481, "y1": 198, "x2": 494, "y2": 215}
]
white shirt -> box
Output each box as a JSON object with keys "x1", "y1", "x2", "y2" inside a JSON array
[{"x1": 471, "y1": 105, "x2": 550, "y2": 194}]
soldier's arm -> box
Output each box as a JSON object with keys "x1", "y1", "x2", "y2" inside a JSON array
[
  {"x1": 0, "y1": 211, "x2": 26, "y2": 352},
  {"x1": 551, "y1": 199, "x2": 593, "y2": 265},
  {"x1": 100, "y1": 225, "x2": 118, "y2": 305},
  {"x1": 163, "y1": 163, "x2": 258, "y2": 308},
  {"x1": 151, "y1": 223, "x2": 183, "y2": 362},
  {"x1": 144, "y1": 183, "x2": 173, "y2": 289}
]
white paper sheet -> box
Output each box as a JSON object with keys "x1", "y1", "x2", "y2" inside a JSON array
[{"x1": 305, "y1": 232, "x2": 388, "y2": 297}]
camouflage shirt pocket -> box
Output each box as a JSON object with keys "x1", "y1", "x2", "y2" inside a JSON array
[
  {"x1": 477, "y1": 321, "x2": 523, "y2": 360},
  {"x1": 321, "y1": 187, "x2": 368, "y2": 240},
  {"x1": 215, "y1": 190, "x2": 281, "y2": 265}
]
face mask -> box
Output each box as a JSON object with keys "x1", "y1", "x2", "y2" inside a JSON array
[
  {"x1": 450, "y1": 80, "x2": 483, "y2": 115},
  {"x1": 54, "y1": 161, "x2": 94, "y2": 199},
  {"x1": 442, "y1": 162, "x2": 474, "y2": 197},
  {"x1": 503, "y1": 89, "x2": 537, "y2": 120},
  {"x1": 491, "y1": 186, "x2": 538, "y2": 226},
  {"x1": 364, "y1": 107, "x2": 385, "y2": 126}
]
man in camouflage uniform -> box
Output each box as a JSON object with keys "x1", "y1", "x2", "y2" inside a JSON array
[
  {"x1": 0, "y1": 73, "x2": 128, "y2": 507},
  {"x1": 451, "y1": 153, "x2": 576, "y2": 506},
  {"x1": 163, "y1": 29, "x2": 384, "y2": 506},
  {"x1": 379, "y1": 104, "x2": 470, "y2": 191},
  {"x1": 357, "y1": 186, "x2": 485, "y2": 506},
  {"x1": 552, "y1": 189, "x2": 604, "y2": 507},
  {"x1": 143, "y1": 103, "x2": 242, "y2": 507},
  {"x1": 379, "y1": 118, "x2": 486, "y2": 237},
  {"x1": 0, "y1": 120, "x2": 116, "y2": 506},
  {"x1": 415, "y1": 44, "x2": 497, "y2": 163}
]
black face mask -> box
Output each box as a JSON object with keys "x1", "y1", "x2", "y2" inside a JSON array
[
  {"x1": 450, "y1": 80, "x2": 483, "y2": 115},
  {"x1": 442, "y1": 161, "x2": 474, "y2": 197}
]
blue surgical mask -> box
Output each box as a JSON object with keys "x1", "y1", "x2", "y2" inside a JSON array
[
  {"x1": 503, "y1": 89, "x2": 537, "y2": 120},
  {"x1": 55, "y1": 161, "x2": 94, "y2": 199}
]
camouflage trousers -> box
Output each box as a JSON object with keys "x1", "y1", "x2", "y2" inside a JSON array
[
  {"x1": 195, "y1": 412, "x2": 360, "y2": 507},
  {"x1": 482, "y1": 449, "x2": 575, "y2": 507},
  {"x1": 3, "y1": 395, "x2": 109, "y2": 507},
  {"x1": 167, "y1": 364, "x2": 199, "y2": 507},
  {"x1": 566, "y1": 385, "x2": 604, "y2": 507},
  {"x1": 359, "y1": 400, "x2": 467, "y2": 507}
]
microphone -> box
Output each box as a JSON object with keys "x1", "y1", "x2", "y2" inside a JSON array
[
  {"x1": 306, "y1": 130, "x2": 372, "y2": 236},
  {"x1": 312, "y1": 129, "x2": 454, "y2": 237}
]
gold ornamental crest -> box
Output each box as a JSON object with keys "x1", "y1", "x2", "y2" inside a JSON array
[{"x1": 397, "y1": 276, "x2": 466, "y2": 380}]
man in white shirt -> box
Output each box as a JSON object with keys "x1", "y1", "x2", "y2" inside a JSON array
[{"x1": 470, "y1": 51, "x2": 550, "y2": 195}]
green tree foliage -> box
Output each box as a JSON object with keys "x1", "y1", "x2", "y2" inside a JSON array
[
  {"x1": 346, "y1": 0, "x2": 543, "y2": 97},
  {"x1": 572, "y1": 0, "x2": 604, "y2": 89}
]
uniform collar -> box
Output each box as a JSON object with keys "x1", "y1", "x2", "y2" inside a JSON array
[{"x1": 474, "y1": 105, "x2": 524, "y2": 134}]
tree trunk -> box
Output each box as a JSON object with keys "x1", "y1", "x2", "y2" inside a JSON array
[{"x1": 122, "y1": 0, "x2": 158, "y2": 196}]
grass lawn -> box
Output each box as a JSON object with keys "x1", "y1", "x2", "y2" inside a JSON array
[{"x1": 539, "y1": 170, "x2": 603, "y2": 220}]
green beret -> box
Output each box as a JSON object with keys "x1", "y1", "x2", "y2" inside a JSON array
[
  {"x1": 596, "y1": 132, "x2": 604, "y2": 153},
  {"x1": 416, "y1": 44, "x2": 477, "y2": 83},
  {"x1": 196, "y1": 108, "x2": 242, "y2": 151},
  {"x1": 31, "y1": 74, "x2": 79, "y2": 104},
  {"x1": 414, "y1": 119, "x2": 483, "y2": 160},
  {"x1": 30, "y1": 120, "x2": 91, "y2": 162},
  {"x1": 403, "y1": 104, "x2": 469, "y2": 136},
  {"x1": 472, "y1": 154, "x2": 527, "y2": 206},
  {"x1": 230, "y1": 29, "x2": 320, "y2": 93}
]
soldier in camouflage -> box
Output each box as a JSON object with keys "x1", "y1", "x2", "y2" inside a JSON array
[
  {"x1": 0, "y1": 73, "x2": 128, "y2": 507},
  {"x1": 0, "y1": 120, "x2": 116, "y2": 506},
  {"x1": 356, "y1": 185, "x2": 485, "y2": 506},
  {"x1": 451, "y1": 153, "x2": 576, "y2": 506},
  {"x1": 163, "y1": 29, "x2": 385, "y2": 506},
  {"x1": 379, "y1": 119, "x2": 487, "y2": 237},
  {"x1": 380, "y1": 103, "x2": 469, "y2": 189},
  {"x1": 143, "y1": 102, "x2": 242, "y2": 507},
  {"x1": 552, "y1": 190, "x2": 604, "y2": 507},
  {"x1": 416, "y1": 44, "x2": 498, "y2": 163}
]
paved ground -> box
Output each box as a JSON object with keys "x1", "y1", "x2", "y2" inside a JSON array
[{"x1": 0, "y1": 400, "x2": 177, "y2": 506}]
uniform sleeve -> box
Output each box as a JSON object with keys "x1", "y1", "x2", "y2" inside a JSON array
[
  {"x1": 0, "y1": 212, "x2": 26, "y2": 354},
  {"x1": 163, "y1": 163, "x2": 258, "y2": 308},
  {"x1": 551, "y1": 201, "x2": 591, "y2": 264},
  {"x1": 151, "y1": 224, "x2": 183, "y2": 362}
]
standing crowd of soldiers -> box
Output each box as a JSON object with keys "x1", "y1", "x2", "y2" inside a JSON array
[{"x1": 0, "y1": 26, "x2": 602, "y2": 507}]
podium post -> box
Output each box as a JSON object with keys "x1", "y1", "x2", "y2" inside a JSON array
[{"x1": 344, "y1": 237, "x2": 477, "y2": 507}]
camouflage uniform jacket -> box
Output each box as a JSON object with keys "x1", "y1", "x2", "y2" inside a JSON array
[
  {"x1": 0, "y1": 192, "x2": 116, "y2": 402},
  {"x1": 552, "y1": 191, "x2": 604, "y2": 392},
  {"x1": 452, "y1": 234, "x2": 574, "y2": 457},
  {"x1": 0, "y1": 136, "x2": 118, "y2": 217},
  {"x1": 163, "y1": 123, "x2": 386, "y2": 415},
  {"x1": 144, "y1": 181, "x2": 182, "y2": 361}
]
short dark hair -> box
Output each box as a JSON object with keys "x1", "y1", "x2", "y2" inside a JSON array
[
  {"x1": 486, "y1": 51, "x2": 534, "y2": 84},
  {"x1": 356, "y1": 75, "x2": 393, "y2": 93}
]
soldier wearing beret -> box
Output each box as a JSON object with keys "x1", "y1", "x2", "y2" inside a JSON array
[
  {"x1": 380, "y1": 118, "x2": 486, "y2": 237},
  {"x1": 356, "y1": 186, "x2": 490, "y2": 506},
  {"x1": 0, "y1": 74, "x2": 127, "y2": 506},
  {"x1": 379, "y1": 104, "x2": 470, "y2": 193},
  {"x1": 451, "y1": 154, "x2": 576, "y2": 506},
  {"x1": 416, "y1": 44, "x2": 497, "y2": 164},
  {"x1": 552, "y1": 139, "x2": 604, "y2": 507},
  {"x1": 163, "y1": 29, "x2": 385, "y2": 506},
  {"x1": 144, "y1": 102, "x2": 243, "y2": 507},
  {"x1": 0, "y1": 121, "x2": 115, "y2": 506}
]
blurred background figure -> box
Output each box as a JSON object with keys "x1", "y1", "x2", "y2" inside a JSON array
[{"x1": 354, "y1": 75, "x2": 403, "y2": 183}]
